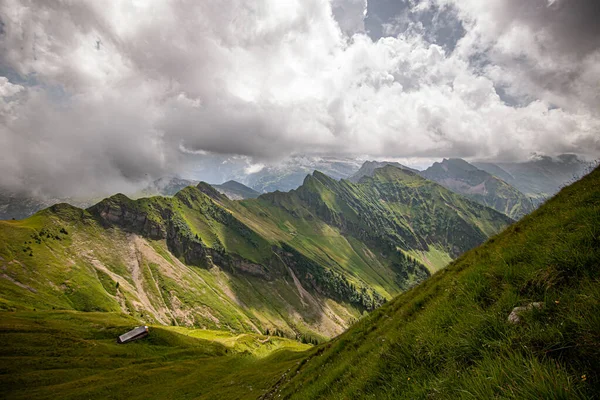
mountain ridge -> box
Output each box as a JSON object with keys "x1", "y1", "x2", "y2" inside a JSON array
[
  {"x1": 270, "y1": 165, "x2": 600, "y2": 399},
  {"x1": 0, "y1": 166, "x2": 510, "y2": 340}
]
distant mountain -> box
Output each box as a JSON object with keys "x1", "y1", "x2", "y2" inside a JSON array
[
  {"x1": 0, "y1": 193, "x2": 53, "y2": 220},
  {"x1": 211, "y1": 180, "x2": 260, "y2": 200},
  {"x1": 420, "y1": 158, "x2": 534, "y2": 219},
  {"x1": 144, "y1": 177, "x2": 259, "y2": 200},
  {"x1": 0, "y1": 192, "x2": 93, "y2": 220},
  {"x1": 142, "y1": 177, "x2": 198, "y2": 197},
  {"x1": 245, "y1": 156, "x2": 363, "y2": 193},
  {"x1": 0, "y1": 156, "x2": 362, "y2": 220},
  {"x1": 348, "y1": 161, "x2": 419, "y2": 183},
  {"x1": 473, "y1": 154, "x2": 592, "y2": 204}
]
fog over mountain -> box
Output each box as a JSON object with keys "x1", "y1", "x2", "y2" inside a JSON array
[{"x1": 0, "y1": 0, "x2": 598, "y2": 199}]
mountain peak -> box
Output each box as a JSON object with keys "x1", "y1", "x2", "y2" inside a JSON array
[
  {"x1": 220, "y1": 180, "x2": 246, "y2": 188},
  {"x1": 440, "y1": 158, "x2": 479, "y2": 172},
  {"x1": 195, "y1": 182, "x2": 224, "y2": 200},
  {"x1": 349, "y1": 161, "x2": 419, "y2": 183},
  {"x1": 212, "y1": 180, "x2": 260, "y2": 200}
]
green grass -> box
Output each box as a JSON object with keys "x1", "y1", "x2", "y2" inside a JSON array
[
  {"x1": 0, "y1": 311, "x2": 310, "y2": 400},
  {"x1": 407, "y1": 245, "x2": 453, "y2": 273},
  {"x1": 270, "y1": 166, "x2": 600, "y2": 399}
]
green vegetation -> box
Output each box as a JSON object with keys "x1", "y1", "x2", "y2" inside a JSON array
[
  {"x1": 0, "y1": 311, "x2": 310, "y2": 399},
  {"x1": 0, "y1": 165, "x2": 514, "y2": 398},
  {"x1": 0, "y1": 166, "x2": 509, "y2": 341},
  {"x1": 270, "y1": 166, "x2": 600, "y2": 399},
  {"x1": 1, "y1": 166, "x2": 596, "y2": 399}
]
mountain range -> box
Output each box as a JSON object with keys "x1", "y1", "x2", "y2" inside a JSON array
[
  {"x1": 0, "y1": 154, "x2": 591, "y2": 222},
  {"x1": 0, "y1": 166, "x2": 510, "y2": 341},
  {"x1": 143, "y1": 177, "x2": 260, "y2": 200},
  {"x1": 473, "y1": 154, "x2": 593, "y2": 205},
  {"x1": 242, "y1": 156, "x2": 364, "y2": 193},
  {"x1": 421, "y1": 158, "x2": 535, "y2": 219}
]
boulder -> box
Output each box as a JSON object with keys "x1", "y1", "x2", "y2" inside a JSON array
[{"x1": 507, "y1": 302, "x2": 544, "y2": 324}]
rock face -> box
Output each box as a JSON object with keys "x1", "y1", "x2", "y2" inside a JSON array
[
  {"x1": 507, "y1": 302, "x2": 544, "y2": 324},
  {"x1": 88, "y1": 189, "x2": 275, "y2": 282},
  {"x1": 94, "y1": 198, "x2": 167, "y2": 240}
]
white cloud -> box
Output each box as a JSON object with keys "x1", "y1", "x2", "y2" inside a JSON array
[
  {"x1": 0, "y1": 0, "x2": 597, "y2": 197},
  {"x1": 244, "y1": 163, "x2": 266, "y2": 174},
  {"x1": 0, "y1": 77, "x2": 23, "y2": 97},
  {"x1": 332, "y1": 0, "x2": 368, "y2": 35}
]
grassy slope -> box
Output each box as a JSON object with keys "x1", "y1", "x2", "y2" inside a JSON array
[
  {"x1": 271, "y1": 166, "x2": 600, "y2": 399},
  {"x1": 0, "y1": 311, "x2": 310, "y2": 400},
  {"x1": 0, "y1": 204, "x2": 347, "y2": 340}
]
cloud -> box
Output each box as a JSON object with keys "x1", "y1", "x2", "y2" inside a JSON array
[
  {"x1": 445, "y1": 0, "x2": 600, "y2": 113},
  {"x1": 332, "y1": 0, "x2": 368, "y2": 35},
  {"x1": 0, "y1": 77, "x2": 23, "y2": 97},
  {"x1": 367, "y1": 0, "x2": 465, "y2": 50},
  {"x1": 0, "y1": 0, "x2": 598, "y2": 197}
]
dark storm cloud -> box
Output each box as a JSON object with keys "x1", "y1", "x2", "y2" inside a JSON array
[
  {"x1": 493, "y1": 0, "x2": 600, "y2": 57},
  {"x1": 451, "y1": 0, "x2": 600, "y2": 115}
]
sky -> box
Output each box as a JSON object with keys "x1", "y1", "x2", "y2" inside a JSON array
[{"x1": 0, "y1": 0, "x2": 599, "y2": 197}]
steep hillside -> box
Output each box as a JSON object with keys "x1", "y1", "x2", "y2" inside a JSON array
[
  {"x1": 0, "y1": 166, "x2": 509, "y2": 341},
  {"x1": 421, "y1": 158, "x2": 534, "y2": 219},
  {"x1": 0, "y1": 199, "x2": 354, "y2": 341},
  {"x1": 270, "y1": 166, "x2": 600, "y2": 399}
]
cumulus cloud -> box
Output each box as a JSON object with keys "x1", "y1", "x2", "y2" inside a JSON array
[{"x1": 0, "y1": 0, "x2": 598, "y2": 197}]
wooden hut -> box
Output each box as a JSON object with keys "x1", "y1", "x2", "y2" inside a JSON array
[{"x1": 117, "y1": 326, "x2": 149, "y2": 344}]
